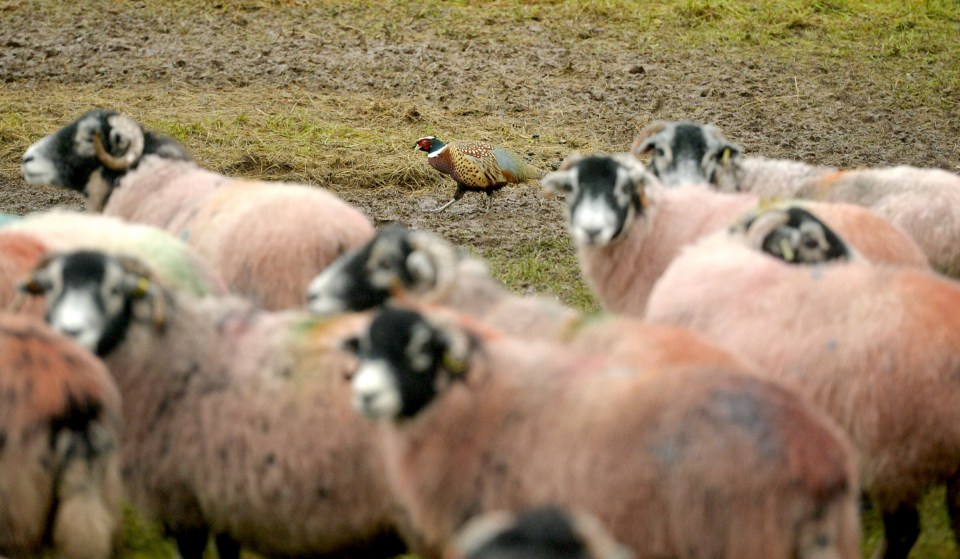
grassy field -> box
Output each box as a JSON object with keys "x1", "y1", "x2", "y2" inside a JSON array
[{"x1": 2, "y1": 0, "x2": 959, "y2": 557}]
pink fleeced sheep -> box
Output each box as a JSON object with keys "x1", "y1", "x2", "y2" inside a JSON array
[
  {"x1": 542, "y1": 153, "x2": 928, "y2": 316},
  {"x1": 6, "y1": 209, "x2": 226, "y2": 297},
  {"x1": 632, "y1": 120, "x2": 960, "y2": 276},
  {"x1": 0, "y1": 231, "x2": 49, "y2": 317},
  {"x1": 23, "y1": 249, "x2": 405, "y2": 559},
  {"x1": 0, "y1": 312, "x2": 122, "y2": 559},
  {"x1": 644, "y1": 206, "x2": 960, "y2": 559},
  {"x1": 21, "y1": 110, "x2": 374, "y2": 309},
  {"x1": 306, "y1": 225, "x2": 751, "y2": 372},
  {"x1": 347, "y1": 306, "x2": 860, "y2": 559}
]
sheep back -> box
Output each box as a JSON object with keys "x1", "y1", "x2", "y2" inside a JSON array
[
  {"x1": 9, "y1": 209, "x2": 226, "y2": 296},
  {"x1": 378, "y1": 327, "x2": 858, "y2": 559},
  {"x1": 645, "y1": 234, "x2": 960, "y2": 511},
  {"x1": 803, "y1": 166, "x2": 960, "y2": 275},
  {"x1": 720, "y1": 156, "x2": 837, "y2": 197},
  {"x1": 0, "y1": 313, "x2": 122, "y2": 559},
  {"x1": 182, "y1": 180, "x2": 375, "y2": 309}
]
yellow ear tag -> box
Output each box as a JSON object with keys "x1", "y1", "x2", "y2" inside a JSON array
[
  {"x1": 442, "y1": 352, "x2": 467, "y2": 376},
  {"x1": 721, "y1": 147, "x2": 731, "y2": 167},
  {"x1": 133, "y1": 277, "x2": 151, "y2": 297},
  {"x1": 779, "y1": 238, "x2": 795, "y2": 262}
]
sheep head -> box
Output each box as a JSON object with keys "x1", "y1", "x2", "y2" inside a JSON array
[
  {"x1": 542, "y1": 153, "x2": 652, "y2": 247},
  {"x1": 734, "y1": 204, "x2": 853, "y2": 265},
  {"x1": 18, "y1": 250, "x2": 167, "y2": 356},
  {"x1": 344, "y1": 307, "x2": 473, "y2": 421},
  {"x1": 630, "y1": 120, "x2": 741, "y2": 188},
  {"x1": 21, "y1": 110, "x2": 190, "y2": 210},
  {"x1": 306, "y1": 225, "x2": 462, "y2": 315},
  {"x1": 448, "y1": 506, "x2": 636, "y2": 559}
]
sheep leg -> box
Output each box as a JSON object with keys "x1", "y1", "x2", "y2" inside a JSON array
[
  {"x1": 871, "y1": 503, "x2": 920, "y2": 559},
  {"x1": 172, "y1": 526, "x2": 210, "y2": 559},
  {"x1": 214, "y1": 532, "x2": 241, "y2": 559}
]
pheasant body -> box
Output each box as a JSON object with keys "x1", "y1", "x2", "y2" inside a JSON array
[{"x1": 416, "y1": 136, "x2": 543, "y2": 212}]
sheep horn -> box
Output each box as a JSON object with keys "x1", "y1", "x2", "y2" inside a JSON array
[
  {"x1": 404, "y1": 230, "x2": 459, "y2": 304},
  {"x1": 743, "y1": 208, "x2": 792, "y2": 251},
  {"x1": 92, "y1": 115, "x2": 145, "y2": 171}
]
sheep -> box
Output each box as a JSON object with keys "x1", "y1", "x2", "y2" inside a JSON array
[
  {"x1": 540, "y1": 153, "x2": 928, "y2": 316},
  {"x1": 631, "y1": 120, "x2": 960, "y2": 275},
  {"x1": 306, "y1": 224, "x2": 750, "y2": 371},
  {"x1": 5, "y1": 209, "x2": 226, "y2": 297},
  {"x1": 21, "y1": 109, "x2": 375, "y2": 309},
  {"x1": 345, "y1": 305, "x2": 861, "y2": 559},
  {"x1": 0, "y1": 312, "x2": 122, "y2": 559},
  {"x1": 643, "y1": 204, "x2": 960, "y2": 559},
  {"x1": 19, "y1": 249, "x2": 406, "y2": 559},
  {"x1": 0, "y1": 230, "x2": 49, "y2": 315},
  {"x1": 445, "y1": 506, "x2": 636, "y2": 559}
]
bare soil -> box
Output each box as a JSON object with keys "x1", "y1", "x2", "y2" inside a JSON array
[{"x1": 2, "y1": 1, "x2": 959, "y2": 293}]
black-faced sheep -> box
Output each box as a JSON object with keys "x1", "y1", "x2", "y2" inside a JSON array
[
  {"x1": 344, "y1": 306, "x2": 860, "y2": 559},
  {"x1": 20, "y1": 250, "x2": 405, "y2": 559},
  {"x1": 306, "y1": 225, "x2": 750, "y2": 371},
  {"x1": 21, "y1": 109, "x2": 374, "y2": 309},
  {"x1": 0, "y1": 312, "x2": 122, "y2": 559},
  {"x1": 644, "y1": 204, "x2": 960, "y2": 559},
  {"x1": 541, "y1": 153, "x2": 928, "y2": 316},
  {"x1": 631, "y1": 120, "x2": 960, "y2": 276},
  {"x1": 445, "y1": 506, "x2": 635, "y2": 559}
]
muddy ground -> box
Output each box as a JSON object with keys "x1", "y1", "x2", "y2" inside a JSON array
[{"x1": 1, "y1": 2, "x2": 959, "y2": 300}]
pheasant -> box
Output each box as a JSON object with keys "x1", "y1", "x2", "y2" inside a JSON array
[{"x1": 415, "y1": 136, "x2": 544, "y2": 213}]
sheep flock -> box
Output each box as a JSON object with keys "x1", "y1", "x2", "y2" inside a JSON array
[{"x1": 4, "y1": 106, "x2": 960, "y2": 559}]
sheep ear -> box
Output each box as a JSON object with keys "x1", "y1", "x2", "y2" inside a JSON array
[
  {"x1": 340, "y1": 335, "x2": 361, "y2": 355},
  {"x1": 115, "y1": 256, "x2": 167, "y2": 332},
  {"x1": 440, "y1": 326, "x2": 472, "y2": 378},
  {"x1": 622, "y1": 161, "x2": 657, "y2": 208},
  {"x1": 630, "y1": 120, "x2": 668, "y2": 158},
  {"x1": 541, "y1": 169, "x2": 575, "y2": 198},
  {"x1": 17, "y1": 251, "x2": 60, "y2": 296},
  {"x1": 557, "y1": 152, "x2": 585, "y2": 171}
]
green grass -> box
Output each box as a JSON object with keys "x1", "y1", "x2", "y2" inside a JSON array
[{"x1": 477, "y1": 236, "x2": 599, "y2": 313}]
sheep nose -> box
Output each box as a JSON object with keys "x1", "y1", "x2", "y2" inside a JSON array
[
  {"x1": 58, "y1": 326, "x2": 84, "y2": 339},
  {"x1": 583, "y1": 228, "x2": 602, "y2": 243}
]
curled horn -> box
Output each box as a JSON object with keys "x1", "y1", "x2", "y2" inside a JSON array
[
  {"x1": 404, "y1": 230, "x2": 460, "y2": 304},
  {"x1": 630, "y1": 120, "x2": 668, "y2": 158},
  {"x1": 115, "y1": 255, "x2": 167, "y2": 332},
  {"x1": 92, "y1": 114, "x2": 145, "y2": 171},
  {"x1": 743, "y1": 208, "x2": 792, "y2": 253}
]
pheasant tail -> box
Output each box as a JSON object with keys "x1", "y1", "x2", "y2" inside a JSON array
[{"x1": 492, "y1": 148, "x2": 544, "y2": 183}]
